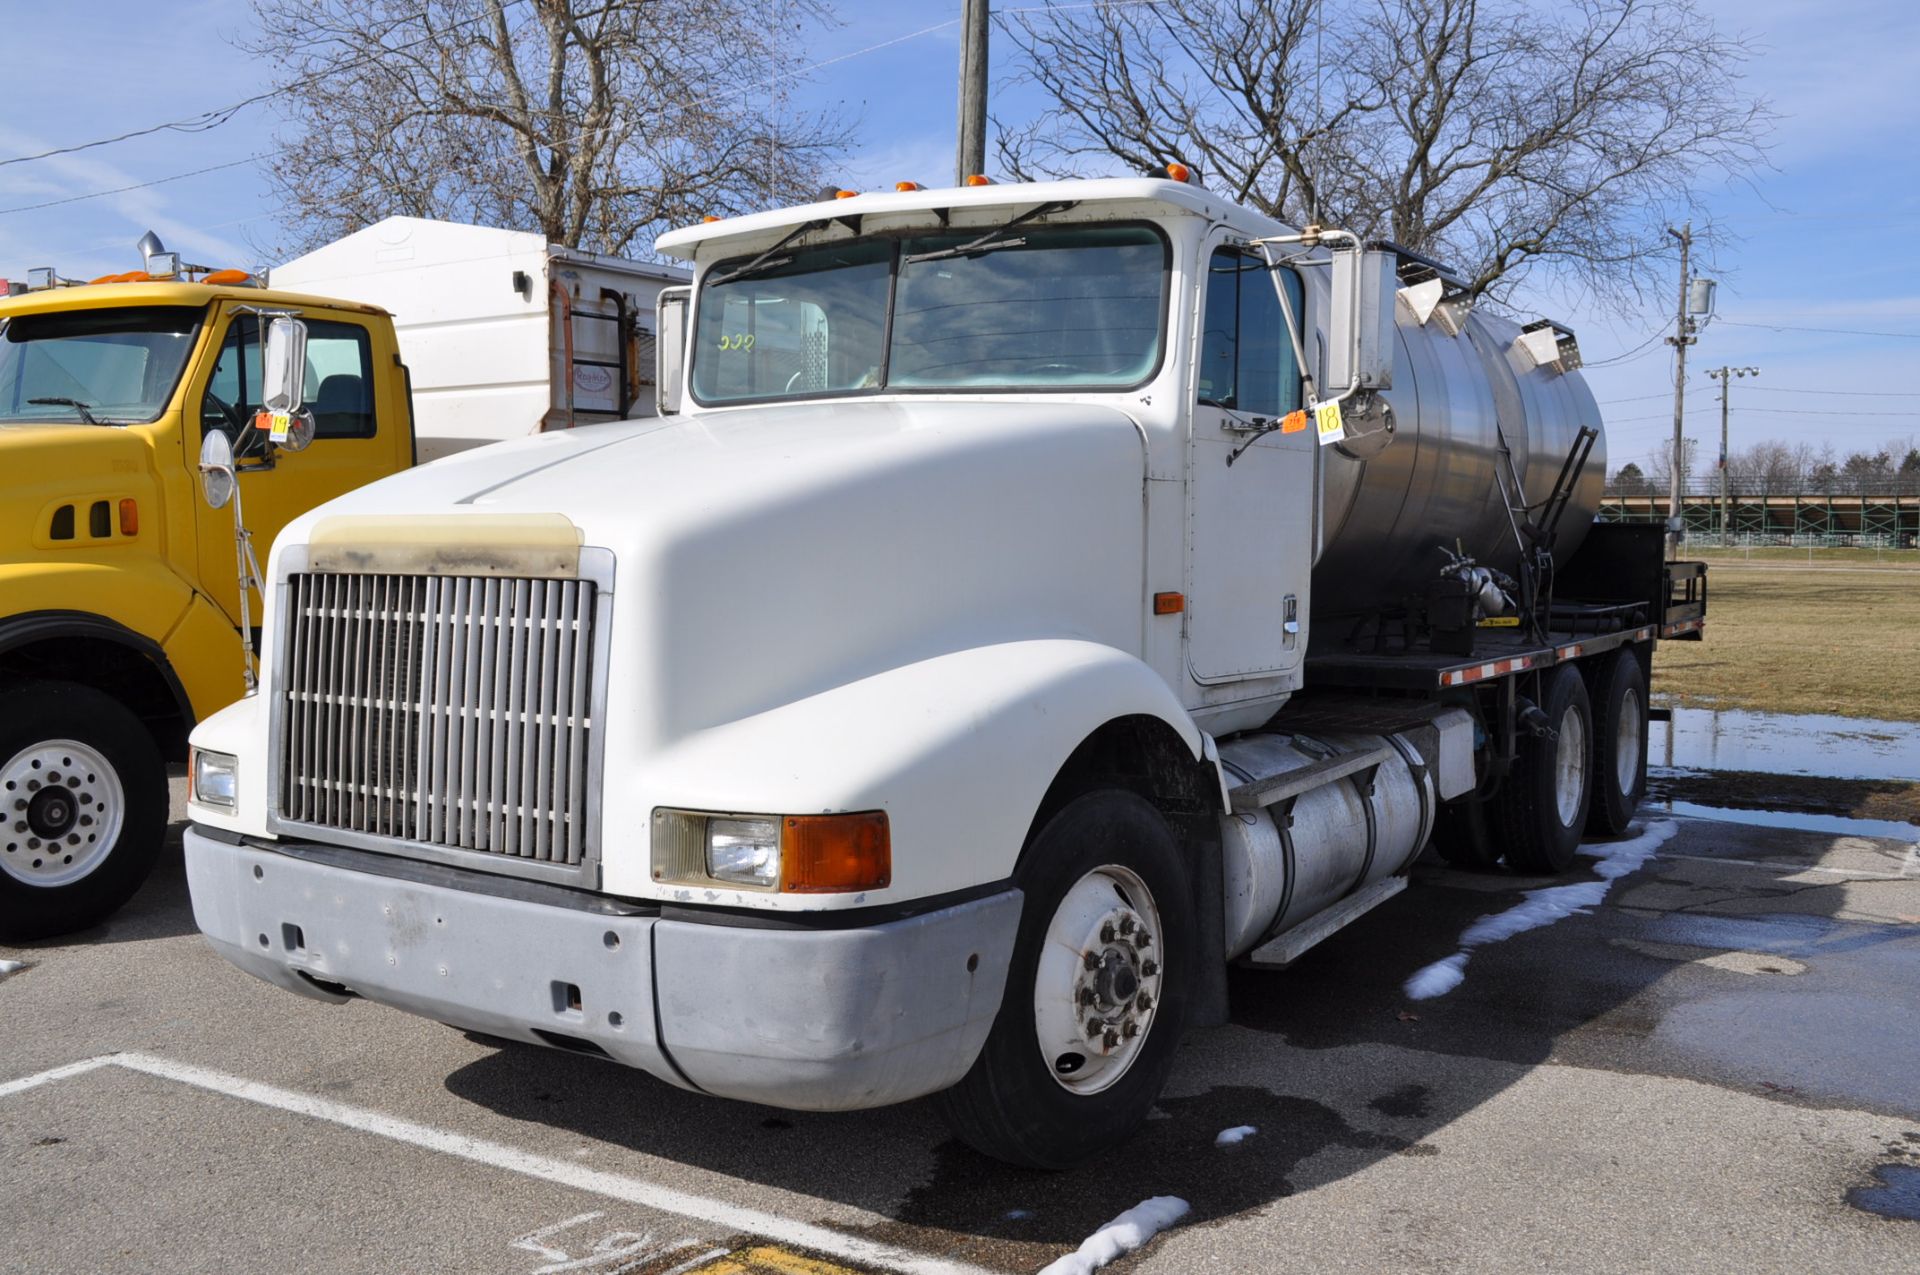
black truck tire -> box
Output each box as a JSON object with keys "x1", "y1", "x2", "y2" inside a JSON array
[
  {"x1": 0, "y1": 680, "x2": 167, "y2": 941},
  {"x1": 1585, "y1": 650, "x2": 1649, "y2": 837},
  {"x1": 1431, "y1": 795, "x2": 1502, "y2": 870},
  {"x1": 936, "y1": 789, "x2": 1196, "y2": 1169},
  {"x1": 1492, "y1": 665, "x2": 1593, "y2": 875}
]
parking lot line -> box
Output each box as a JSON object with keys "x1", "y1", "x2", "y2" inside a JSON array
[{"x1": 1, "y1": 1052, "x2": 992, "y2": 1275}]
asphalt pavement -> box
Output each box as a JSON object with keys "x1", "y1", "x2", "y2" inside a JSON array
[{"x1": 3, "y1": 780, "x2": 1917, "y2": 1274}]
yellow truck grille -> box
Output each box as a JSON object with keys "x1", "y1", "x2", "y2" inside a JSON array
[{"x1": 278, "y1": 572, "x2": 597, "y2": 869}]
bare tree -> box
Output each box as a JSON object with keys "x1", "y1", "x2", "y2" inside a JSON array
[
  {"x1": 245, "y1": 0, "x2": 850, "y2": 257},
  {"x1": 995, "y1": 0, "x2": 1771, "y2": 306},
  {"x1": 1645, "y1": 436, "x2": 1697, "y2": 495}
]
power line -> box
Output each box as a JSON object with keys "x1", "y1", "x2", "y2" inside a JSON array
[
  {"x1": 0, "y1": 156, "x2": 263, "y2": 216},
  {"x1": 1719, "y1": 318, "x2": 1920, "y2": 340},
  {"x1": 0, "y1": 95, "x2": 276, "y2": 169},
  {"x1": 1583, "y1": 320, "x2": 1674, "y2": 369}
]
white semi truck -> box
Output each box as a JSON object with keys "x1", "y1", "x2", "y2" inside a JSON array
[{"x1": 182, "y1": 175, "x2": 1706, "y2": 1168}]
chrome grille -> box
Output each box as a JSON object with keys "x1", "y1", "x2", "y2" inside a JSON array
[{"x1": 279, "y1": 572, "x2": 597, "y2": 867}]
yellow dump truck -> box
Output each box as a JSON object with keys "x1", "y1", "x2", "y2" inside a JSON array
[{"x1": 0, "y1": 258, "x2": 417, "y2": 939}]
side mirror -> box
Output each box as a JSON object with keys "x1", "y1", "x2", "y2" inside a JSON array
[
  {"x1": 1327, "y1": 247, "x2": 1397, "y2": 394},
  {"x1": 654, "y1": 286, "x2": 689, "y2": 415},
  {"x1": 199, "y1": 429, "x2": 236, "y2": 509},
  {"x1": 262, "y1": 316, "x2": 309, "y2": 414}
]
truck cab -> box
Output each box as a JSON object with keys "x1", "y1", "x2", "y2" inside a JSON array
[
  {"x1": 181, "y1": 176, "x2": 1687, "y2": 1167},
  {"x1": 0, "y1": 265, "x2": 413, "y2": 939}
]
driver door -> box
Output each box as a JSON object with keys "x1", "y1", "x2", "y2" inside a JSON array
[{"x1": 189, "y1": 302, "x2": 399, "y2": 626}]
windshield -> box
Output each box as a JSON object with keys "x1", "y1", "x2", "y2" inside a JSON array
[
  {"x1": 0, "y1": 306, "x2": 202, "y2": 425},
  {"x1": 691, "y1": 223, "x2": 1167, "y2": 405}
]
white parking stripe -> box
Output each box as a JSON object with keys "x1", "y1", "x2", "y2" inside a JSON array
[
  {"x1": 2, "y1": 1053, "x2": 992, "y2": 1275},
  {"x1": 0, "y1": 1054, "x2": 114, "y2": 1099}
]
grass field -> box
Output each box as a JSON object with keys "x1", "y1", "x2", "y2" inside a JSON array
[{"x1": 1652, "y1": 558, "x2": 1920, "y2": 721}]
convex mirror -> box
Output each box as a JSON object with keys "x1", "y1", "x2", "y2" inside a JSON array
[{"x1": 198, "y1": 429, "x2": 236, "y2": 509}]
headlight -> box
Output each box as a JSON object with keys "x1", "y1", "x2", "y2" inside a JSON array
[
  {"x1": 652, "y1": 809, "x2": 890, "y2": 894},
  {"x1": 191, "y1": 748, "x2": 238, "y2": 809},
  {"x1": 705, "y1": 816, "x2": 781, "y2": 887}
]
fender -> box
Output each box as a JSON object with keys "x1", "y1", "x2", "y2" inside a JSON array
[
  {"x1": 619, "y1": 639, "x2": 1206, "y2": 903},
  {"x1": 0, "y1": 608, "x2": 196, "y2": 729}
]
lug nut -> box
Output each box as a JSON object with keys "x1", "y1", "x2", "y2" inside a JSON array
[
  {"x1": 1136, "y1": 992, "x2": 1153, "y2": 1012},
  {"x1": 1086, "y1": 1018, "x2": 1102, "y2": 1037},
  {"x1": 1077, "y1": 987, "x2": 1095, "y2": 1006},
  {"x1": 1122, "y1": 1020, "x2": 1139, "y2": 1039},
  {"x1": 1100, "y1": 922, "x2": 1115, "y2": 943},
  {"x1": 1119, "y1": 915, "x2": 1135, "y2": 935},
  {"x1": 1082, "y1": 951, "x2": 1099, "y2": 971},
  {"x1": 1135, "y1": 931, "x2": 1152, "y2": 949},
  {"x1": 1142, "y1": 959, "x2": 1159, "y2": 977},
  {"x1": 1103, "y1": 1029, "x2": 1119, "y2": 1048}
]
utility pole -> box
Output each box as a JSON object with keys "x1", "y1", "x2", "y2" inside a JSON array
[
  {"x1": 956, "y1": 0, "x2": 989, "y2": 185},
  {"x1": 1663, "y1": 224, "x2": 1715, "y2": 558},
  {"x1": 1704, "y1": 365, "x2": 1759, "y2": 544}
]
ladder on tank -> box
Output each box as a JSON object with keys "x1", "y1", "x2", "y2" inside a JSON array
[{"x1": 548, "y1": 281, "x2": 636, "y2": 429}]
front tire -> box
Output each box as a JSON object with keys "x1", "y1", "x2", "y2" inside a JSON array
[
  {"x1": 1492, "y1": 665, "x2": 1593, "y2": 875},
  {"x1": 935, "y1": 789, "x2": 1196, "y2": 1169},
  {"x1": 0, "y1": 681, "x2": 167, "y2": 941}
]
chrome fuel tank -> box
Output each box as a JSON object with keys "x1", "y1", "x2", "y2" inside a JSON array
[{"x1": 1311, "y1": 305, "x2": 1606, "y2": 623}]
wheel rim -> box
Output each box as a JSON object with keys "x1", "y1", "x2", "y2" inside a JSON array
[
  {"x1": 1032, "y1": 864, "x2": 1164, "y2": 1095},
  {"x1": 1553, "y1": 708, "x2": 1588, "y2": 828},
  {"x1": 1, "y1": 740, "x2": 124, "y2": 889},
  {"x1": 1614, "y1": 687, "x2": 1643, "y2": 797}
]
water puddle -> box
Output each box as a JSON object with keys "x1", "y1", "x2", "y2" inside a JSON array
[
  {"x1": 1659, "y1": 800, "x2": 1920, "y2": 844},
  {"x1": 1847, "y1": 1164, "x2": 1920, "y2": 1222},
  {"x1": 1651, "y1": 704, "x2": 1920, "y2": 781}
]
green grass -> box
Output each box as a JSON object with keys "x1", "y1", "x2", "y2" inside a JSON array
[{"x1": 1653, "y1": 566, "x2": 1920, "y2": 720}]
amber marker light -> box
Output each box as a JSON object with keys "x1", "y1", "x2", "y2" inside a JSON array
[
  {"x1": 834, "y1": 189, "x2": 859, "y2": 200},
  {"x1": 1165, "y1": 162, "x2": 1191, "y2": 183},
  {"x1": 702, "y1": 215, "x2": 722, "y2": 223},
  {"x1": 118, "y1": 499, "x2": 138, "y2": 536},
  {"x1": 1153, "y1": 591, "x2": 1185, "y2": 616},
  {"x1": 895, "y1": 181, "x2": 924, "y2": 192},
  {"x1": 965, "y1": 174, "x2": 993, "y2": 186},
  {"x1": 781, "y1": 812, "x2": 891, "y2": 893}
]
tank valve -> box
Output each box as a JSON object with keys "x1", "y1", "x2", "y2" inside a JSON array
[{"x1": 1518, "y1": 699, "x2": 1557, "y2": 741}]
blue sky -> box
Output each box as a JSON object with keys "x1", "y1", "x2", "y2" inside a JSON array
[{"x1": 3, "y1": 0, "x2": 1917, "y2": 469}]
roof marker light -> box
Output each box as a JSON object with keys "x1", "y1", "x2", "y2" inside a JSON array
[
  {"x1": 1165, "y1": 162, "x2": 1191, "y2": 183},
  {"x1": 834, "y1": 189, "x2": 859, "y2": 200},
  {"x1": 965, "y1": 174, "x2": 993, "y2": 187},
  {"x1": 895, "y1": 181, "x2": 923, "y2": 192},
  {"x1": 702, "y1": 215, "x2": 722, "y2": 223}
]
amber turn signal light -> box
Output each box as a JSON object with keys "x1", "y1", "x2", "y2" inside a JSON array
[
  {"x1": 1153, "y1": 591, "x2": 1185, "y2": 616},
  {"x1": 118, "y1": 499, "x2": 138, "y2": 536},
  {"x1": 781, "y1": 812, "x2": 891, "y2": 893}
]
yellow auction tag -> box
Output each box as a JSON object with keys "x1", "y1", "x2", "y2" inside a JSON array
[
  {"x1": 1313, "y1": 398, "x2": 1345, "y2": 445},
  {"x1": 269, "y1": 411, "x2": 292, "y2": 443},
  {"x1": 1477, "y1": 615, "x2": 1521, "y2": 628}
]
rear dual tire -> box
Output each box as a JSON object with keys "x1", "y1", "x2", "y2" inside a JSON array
[
  {"x1": 1492, "y1": 665, "x2": 1594, "y2": 875},
  {"x1": 1585, "y1": 649, "x2": 1649, "y2": 837}
]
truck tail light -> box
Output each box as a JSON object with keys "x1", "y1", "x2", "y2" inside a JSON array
[
  {"x1": 118, "y1": 499, "x2": 138, "y2": 536},
  {"x1": 782, "y1": 813, "x2": 890, "y2": 893}
]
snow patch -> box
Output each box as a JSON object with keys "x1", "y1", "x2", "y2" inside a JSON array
[
  {"x1": 1404, "y1": 821, "x2": 1679, "y2": 1001},
  {"x1": 1214, "y1": 1125, "x2": 1257, "y2": 1146},
  {"x1": 1038, "y1": 1196, "x2": 1190, "y2": 1275},
  {"x1": 0, "y1": 959, "x2": 26, "y2": 980}
]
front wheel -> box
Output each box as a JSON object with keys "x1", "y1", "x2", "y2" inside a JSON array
[
  {"x1": 0, "y1": 681, "x2": 167, "y2": 941},
  {"x1": 935, "y1": 789, "x2": 1196, "y2": 1169}
]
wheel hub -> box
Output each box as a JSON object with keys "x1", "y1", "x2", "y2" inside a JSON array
[{"x1": 2, "y1": 740, "x2": 122, "y2": 889}]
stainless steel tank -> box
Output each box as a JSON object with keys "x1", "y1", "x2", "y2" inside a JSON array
[{"x1": 1310, "y1": 303, "x2": 1607, "y2": 621}]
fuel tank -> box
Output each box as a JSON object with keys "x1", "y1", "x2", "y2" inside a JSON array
[{"x1": 1311, "y1": 306, "x2": 1606, "y2": 623}]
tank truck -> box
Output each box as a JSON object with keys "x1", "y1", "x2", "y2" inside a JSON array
[{"x1": 180, "y1": 173, "x2": 1707, "y2": 1167}]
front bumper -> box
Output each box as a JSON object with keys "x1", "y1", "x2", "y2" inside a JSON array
[{"x1": 184, "y1": 829, "x2": 1021, "y2": 1111}]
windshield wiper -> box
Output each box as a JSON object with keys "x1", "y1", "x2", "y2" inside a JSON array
[
  {"x1": 708, "y1": 218, "x2": 832, "y2": 286},
  {"x1": 29, "y1": 396, "x2": 100, "y2": 425},
  {"x1": 902, "y1": 200, "x2": 1078, "y2": 265}
]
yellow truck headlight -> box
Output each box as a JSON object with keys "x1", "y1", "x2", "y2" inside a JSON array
[{"x1": 190, "y1": 748, "x2": 238, "y2": 809}]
